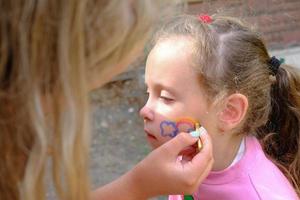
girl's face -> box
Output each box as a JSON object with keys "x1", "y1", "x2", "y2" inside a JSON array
[{"x1": 140, "y1": 37, "x2": 216, "y2": 149}]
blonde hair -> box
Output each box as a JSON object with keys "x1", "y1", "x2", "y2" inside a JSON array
[
  {"x1": 153, "y1": 14, "x2": 300, "y2": 197},
  {"x1": 0, "y1": 0, "x2": 178, "y2": 199}
]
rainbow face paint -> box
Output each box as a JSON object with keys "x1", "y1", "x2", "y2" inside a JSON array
[{"x1": 176, "y1": 117, "x2": 197, "y2": 133}]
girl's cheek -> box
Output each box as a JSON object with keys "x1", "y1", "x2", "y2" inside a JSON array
[{"x1": 156, "y1": 103, "x2": 175, "y2": 116}]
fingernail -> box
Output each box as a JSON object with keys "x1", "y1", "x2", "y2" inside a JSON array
[
  {"x1": 189, "y1": 127, "x2": 206, "y2": 138},
  {"x1": 189, "y1": 130, "x2": 200, "y2": 137},
  {"x1": 198, "y1": 127, "x2": 207, "y2": 137}
]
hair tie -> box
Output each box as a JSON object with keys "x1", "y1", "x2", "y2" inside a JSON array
[
  {"x1": 197, "y1": 14, "x2": 212, "y2": 24},
  {"x1": 268, "y1": 56, "x2": 281, "y2": 75}
]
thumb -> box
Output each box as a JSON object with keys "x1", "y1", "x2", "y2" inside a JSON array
[{"x1": 160, "y1": 132, "x2": 198, "y2": 159}]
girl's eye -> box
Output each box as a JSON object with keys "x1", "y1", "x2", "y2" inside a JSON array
[
  {"x1": 159, "y1": 90, "x2": 174, "y2": 103},
  {"x1": 159, "y1": 96, "x2": 174, "y2": 103}
]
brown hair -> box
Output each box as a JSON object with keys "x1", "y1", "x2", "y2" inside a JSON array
[
  {"x1": 153, "y1": 14, "x2": 300, "y2": 196},
  {"x1": 0, "y1": 0, "x2": 176, "y2": 199}
]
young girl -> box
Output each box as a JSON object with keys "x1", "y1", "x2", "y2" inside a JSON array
[{"x1": 140, "y1": 14, "x2": 300, "y2": 199}]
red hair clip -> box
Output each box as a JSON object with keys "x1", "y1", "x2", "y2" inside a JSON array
[{"x1": 198, "y1": 14, "x2": 212, "y2": 24}]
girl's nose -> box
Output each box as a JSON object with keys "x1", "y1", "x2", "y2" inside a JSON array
[{"x1": 139, "y1": 105, "x2": 154, "y2": 122}]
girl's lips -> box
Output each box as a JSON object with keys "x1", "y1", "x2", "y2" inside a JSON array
[{"x1": 145, "y1": 130, "x2": 157, "y2": 140}]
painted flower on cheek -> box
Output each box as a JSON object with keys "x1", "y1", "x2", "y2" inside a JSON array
[{"x1": 160, "y1": 121, "x2": 179, "y2": 138}]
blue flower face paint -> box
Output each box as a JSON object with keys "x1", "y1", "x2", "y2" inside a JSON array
[{"x1": 160, "y1": 120, "x2": 179, "y2": 138}]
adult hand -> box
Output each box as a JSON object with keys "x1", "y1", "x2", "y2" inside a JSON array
[
  {"x1": 131, "y1": 130, "x2": 213, "y2": 198},
  {"x1": 91, "y1": 130, "x2": 213, "y2": 200}
]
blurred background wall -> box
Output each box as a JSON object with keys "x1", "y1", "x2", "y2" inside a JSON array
[{"x1": 188, "y1": 0, "x2": 300, "y2": 66}]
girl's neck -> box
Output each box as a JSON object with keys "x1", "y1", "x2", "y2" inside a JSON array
[{"x1": 211, "y1": 133, "x2": 245, "y2": 171}]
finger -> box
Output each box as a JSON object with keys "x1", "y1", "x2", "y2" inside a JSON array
[
  {"x1": 192, "y1": 129, "x2": 213, "y2": 165},
  {"x1": 160, "y1": 132, "x2": 198, "y2": 159},
  {"x1": 197, "y1": 127, "x2": 212, "y2": 155},
  {"x1": 195, "y1": 156, "x2": 213, "y2": 186},
  {"x1": 185, "y1": 157, "x2": 213, "y2": 194},
  {"x1": 182, "y1": 130, "x2": 213, "y2": 177},
  {"x1": 179, "y1": 146, "x2": 196, "y2": 156},
  {"x1": 181, "y1": 149, "x2": 196, "y2": 161},
  {"x1": 177, "y1": 154, "x2": 213, "y2": 194},
  {"x1": 181, "y1": 154, "x2": 194, "y2": 164}
]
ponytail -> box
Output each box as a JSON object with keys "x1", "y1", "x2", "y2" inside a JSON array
[{"x1": 257, "y1": 64, "x2": 300, "y2": 196}]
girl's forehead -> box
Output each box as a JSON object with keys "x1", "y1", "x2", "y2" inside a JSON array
[
  {"x1": 147, "y1": 38, "x2": 194, "y2": 72},
  {"x1": 145, "y1": 37, "x2": 199, "y2": 89}
]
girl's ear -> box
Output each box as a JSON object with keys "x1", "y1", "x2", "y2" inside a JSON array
[{"x1": 217, "y1": 93, "x2": 248, "y2": 132}]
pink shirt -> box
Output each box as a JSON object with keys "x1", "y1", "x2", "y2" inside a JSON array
[{"x1": 169, "y1": 136, "x2": 299, "y2": 200}]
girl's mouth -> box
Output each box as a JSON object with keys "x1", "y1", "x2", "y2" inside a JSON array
[{"x1": 145, "y1": 130, "x2": 157, "y2": 140}]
